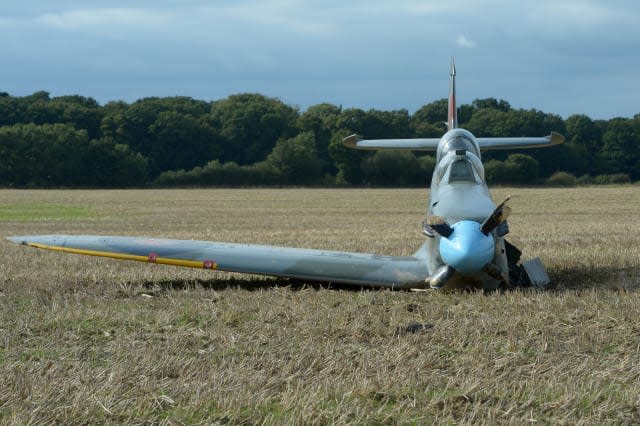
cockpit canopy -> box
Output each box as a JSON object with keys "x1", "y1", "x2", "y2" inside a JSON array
[
  {"x1": 436, "y1": 129, "x2": 481, "y2": 163},
  {"x1": 435, "y1": 149, "x2": 485, "y2": 184},
  {"x1": 449, "y1": 159, "x2": 475, "y2": 182}
]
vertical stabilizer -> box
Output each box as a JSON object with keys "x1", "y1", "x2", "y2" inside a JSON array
[{"x1": 448, "y1": 57, "x2": 457, "y2": 130}]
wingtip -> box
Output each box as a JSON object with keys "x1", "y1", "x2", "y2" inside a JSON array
[
  {"x1": 549, "y1": 131, "x2": 565, "y2": 145},
  {"x1": 450, "y1": 57, "x2": 456, "y2": 76},
  {"x1": 342, "y1": 134, "x2": 362, "y2": 148},
  {"x1": 6, "y1": 236, "x2": 27, "y2": 245},
  {"x1": 6, "y1": 235, "x2": 62, "y2": 246}
]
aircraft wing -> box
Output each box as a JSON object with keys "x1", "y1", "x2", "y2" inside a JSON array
[
  {"x1": 343, "y1": 134, "x2": 440, "y2": 151},
  {"x1": 6, "y1": 235, "x2": 430, "y2": 289},
  {"x1": 477, "y1": 132, "x2": 564, "y2": 150}
]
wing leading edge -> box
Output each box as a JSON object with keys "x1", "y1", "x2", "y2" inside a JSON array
[{"x1": 6, "y1": 235, "x2": 431, "y2": 289}]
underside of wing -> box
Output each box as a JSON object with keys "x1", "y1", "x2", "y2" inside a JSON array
[
  {"x1": 7, "y1": 235, "x2": 431, "y2": 289},
  {"x1": 343, "y1": 134, "x2": 440, "y2": 151},
  {"x1": 477, "y1": 132, "x2": 564, "y2": 150}
]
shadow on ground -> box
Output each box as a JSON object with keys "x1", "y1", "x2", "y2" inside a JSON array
[
  {"x1": 129, "y1": 266, "x2": 640, "y2": 294},
  {"x1": 138, "y1": 277, "x2": 373, "y2": 292},
  {"x1": 549, "y1": 265, "x2": 640, "y2": 292}
]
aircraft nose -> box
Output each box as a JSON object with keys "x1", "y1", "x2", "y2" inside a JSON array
[{"x1": 439, "y1": 220, "x2": 494, "y2": 274}]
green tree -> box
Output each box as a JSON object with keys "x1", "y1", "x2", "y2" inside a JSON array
[
  {"x1": 209, "y1": 93, "x2": 299, "y2": 165},
  {"x1": 148, "y1": 111, "x2": 221, "y2": 174},
  {"x1": 504, "y1": 153, "x2": 540, "y2": 184},
  {"x1": 328, "y1": 129, "x2": 366, "y2": 184},
  {"x1": 335, "y1": 108, "x2": 411, "y2": 138},
  {"x1": 413, "y1": 99, "x2": 448, "y2": 125},
  {"x1": 484, "y1": 154, "x2": 539, "y2": 184},
  {"x1": 411, "y1": 99, "x2": 448, "y2": 136},
  {"x1": 51, "y1": 95, "x2": 103, "y2": 139},
  {"x1": 457, "y1": 104, "x2": 474, "y2": 126},
  {"x1": 99, "y1": 97, "x2": 210, "y2": 153},
  {"x1": 565, "y1": 114, "x2": 602, "y2": 174},
  {"x1": 0, "y1": 123, "x2": 88, "y2": 187},
  {"x1": 598, "y1": 118, "x2": 639, "y2": 179},
  {"x1": 546, "y1": 171, "x2": 577, "y2": 187},
  {"x1": 484, "y1": 159, "x2": 509, "y2": 184},
  {"x1": 264, "y1": 132, "x2": 323, "y2": 184},
  {"x1": 297, "y1": 103, "x2": 342, "y2": 174},
  {"x1": 85, "y1": 138, "x2": 149, "y2": 187},
  {"x1": 361, "y1": 151, "x2": 424, "y2": 186},
  {"x1": 418, "y1": 155, "x2": 437, "y2": 186},
  {"x1": 0, "y1": 95, "x2": 19, "y2": 126},
  {"x1": 471, "y1": 98, "x2": 511, "y2": 112},
  {"x1": 465, "y1": 108, "x2": 504, "y2": 137}
]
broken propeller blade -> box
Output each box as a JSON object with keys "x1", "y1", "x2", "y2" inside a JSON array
[
  {"x1": 483, "y1": 263, "x2": 511, "y2": 288},
  {"x1": 424, "y1": 216, "x2": 453, "y2": 238},
  {"x1": 481, "y1": 195, "x2": 512, "y2": 235}
]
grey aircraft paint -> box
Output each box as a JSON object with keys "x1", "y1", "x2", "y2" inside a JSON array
[{"x1": 7, "y1": 59, "x2": 563, "y2": 290}]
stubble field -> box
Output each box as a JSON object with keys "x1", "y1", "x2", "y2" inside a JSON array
[{"x1": 1, "y1": 187, "x2": 639, "y2": 424}]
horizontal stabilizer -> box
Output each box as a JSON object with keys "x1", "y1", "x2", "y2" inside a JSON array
[
  {"x1": 343, "y1": 132, "x2": 563, "y2": 152},
  {"x1": 343, "y1": 134, "x2": 440, "y2": 151},
  {"x1": 477, "y1": 132, "x2": 564, "y2": 150}
]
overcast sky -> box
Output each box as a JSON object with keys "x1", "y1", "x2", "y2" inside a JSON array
[{"x1": 1, "y1": 1, "x2": 638, "y2": 118}]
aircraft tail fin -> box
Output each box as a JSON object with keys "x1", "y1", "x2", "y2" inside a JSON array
[
  {"x1": 342, "y1": 58, "x2": 565, "y2": 152},
  {"x1": 448, "y1": 57, "x2": 457, "y2": 130}
]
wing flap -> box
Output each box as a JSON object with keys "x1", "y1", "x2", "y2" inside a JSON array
[{"x1": 7, "y1": 235, "x2": 431, "y2": 288}]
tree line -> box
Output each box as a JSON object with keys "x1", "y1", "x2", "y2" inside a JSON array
[{"x1": 0, "y1": 90, "x2": 638, "y2": 188}]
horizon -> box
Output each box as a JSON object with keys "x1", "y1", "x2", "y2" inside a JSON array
[{"x1": 4, "y1": 88, "x2": 637, "y2": 121}]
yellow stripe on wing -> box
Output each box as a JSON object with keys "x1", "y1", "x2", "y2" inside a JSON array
[{"x1": 26, "y1": 242, "x2": 218, "y2": 270}]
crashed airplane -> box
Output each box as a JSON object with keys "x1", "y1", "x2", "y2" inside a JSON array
[{"x1": 7, "y1": 59, "x2": 563, "y2": 290}]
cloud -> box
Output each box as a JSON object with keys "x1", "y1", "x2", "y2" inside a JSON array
[
  {"x1": 528, "y1": 0, "x2": 633, "y2": 29},
  {"x1": 1, "y1": 1, "x2": 639, "y2": 117},
  {"x1": 37, "y1": 8, "x2": 171, "y2": 32},
  {"x1": 456, "y1": 35, "x2": 476, "y2": 48},
  {"x1": 198, "y1": 4, "x2": 337, "y2": 37},
  {"x1": 31, "y1": 3, "x2": 338, "y2": 45}
]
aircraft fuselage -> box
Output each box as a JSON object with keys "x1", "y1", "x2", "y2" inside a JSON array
[{"x1": 424, "y1": 129, "x2": 509, "y2": 289}]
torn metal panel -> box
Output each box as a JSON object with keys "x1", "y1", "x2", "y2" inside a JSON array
[{"x1": 522, "y1": 257, "x2": 551, "y2": 288}]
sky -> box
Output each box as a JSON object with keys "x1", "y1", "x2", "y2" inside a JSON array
[{"x1": 1, "y1": 0, "x2": 639, "y2": 119}]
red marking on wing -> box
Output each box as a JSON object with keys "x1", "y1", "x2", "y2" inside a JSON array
[
  {"x1": 203, "y1": 260, "x2": 216, "y2": 269},
  {"x1": 148, "y1": 252, "x2": 158, "y2": 263}
]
